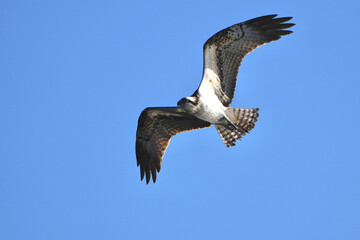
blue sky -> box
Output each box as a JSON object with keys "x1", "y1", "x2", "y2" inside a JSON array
[{"x1": 1, "y1": 0, "x2": 360, "y2": 239}]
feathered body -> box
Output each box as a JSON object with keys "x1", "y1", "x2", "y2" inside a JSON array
[{"x1": 135, "y1": 15, "x2": 295, "y2": 183}]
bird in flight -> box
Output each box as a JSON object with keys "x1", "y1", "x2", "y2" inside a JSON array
[{"x1": 136, "y1": 15, "x2": 294, "y2": 184}]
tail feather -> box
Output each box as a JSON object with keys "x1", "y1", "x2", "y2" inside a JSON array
[{"x1": 215, "y1": 108, "x2": 259, "y2": 147}]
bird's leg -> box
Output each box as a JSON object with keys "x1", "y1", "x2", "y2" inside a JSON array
[{"x1": 218, "y1": 117, "x2": 238, "y2": 131}]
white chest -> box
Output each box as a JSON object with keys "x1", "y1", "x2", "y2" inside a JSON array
[{"x1": 195, "y1": 79, "x2": 226, "y2": 123}]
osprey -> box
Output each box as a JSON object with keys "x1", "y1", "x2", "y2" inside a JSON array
[{"x1": 136, "y1": 15, "x2": 294, "y2": 184}]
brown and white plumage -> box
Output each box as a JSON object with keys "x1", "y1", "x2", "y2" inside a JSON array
[
  {"x1": 201, "y1": 14, "x2": 294, "y2": 106},
  {"x1": 215, "y1": 108, "x2": 260, "y2": 147},
  {"x1": 136, "y1": 15, "x2": 294, "y2": 184},
  {"x1": 136, "y1": 108, "x2": 211, "y2": 183}
]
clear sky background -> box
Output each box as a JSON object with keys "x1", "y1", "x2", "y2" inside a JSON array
[{"x1": 1, "y1": 0, "x2": 359, "y2": 239}]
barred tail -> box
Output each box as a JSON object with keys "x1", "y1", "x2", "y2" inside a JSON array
[{"x1": 215, "y1": 108, "x2": 259, "y2": 147}]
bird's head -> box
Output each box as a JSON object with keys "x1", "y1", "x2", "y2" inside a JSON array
[{"x1": 177, "y1": 96, "x2": 198, "y2": 113}]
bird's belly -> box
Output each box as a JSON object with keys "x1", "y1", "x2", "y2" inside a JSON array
[
  {"x1": 194, "y1": 79, "x2": 228, "y2": 124},
  {"x1": 194, "y1": 97, "x2": 226, "y2": 124}
]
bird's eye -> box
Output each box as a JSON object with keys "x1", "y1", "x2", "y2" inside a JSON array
[
  {"x1": 188, "y1": 100, "x2": 195, "y2": 105},
  {"x1": 177, "y1": 98, "x2": 186, "y2": 106}
]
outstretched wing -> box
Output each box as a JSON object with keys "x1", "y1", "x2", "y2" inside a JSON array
[
  {"x1": 199, "y1": 14, "x2": 295, "y2": 106},
  {"x1": 136, "y1": 107, "x2": 211, "y2": 184}
]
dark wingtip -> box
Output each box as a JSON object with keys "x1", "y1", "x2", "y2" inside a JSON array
[
  {"x1": 247, "y1": 14, "x2": 277, "y2": 23},
  {"x1": 260, "y1": 14, "x2": 278, "y2": 19},
  {"x1": 275, "y1": 16, "x2": 293, "y2": 22},
  {"x1": 146, "y1": 170, "x2": 151, "y2": 184},
  {"x1": 250, "y1": 15, "x2": 295, "y2": 40},
  {"x1": 151, "y1": 167, "x2": 157, "y2": 183},
  {"x1": 140, "y1": 165, "x2": 145, "y2": 181},
  {"x1": 278, "y1": 30, "x2": 294, "y2": 35}
]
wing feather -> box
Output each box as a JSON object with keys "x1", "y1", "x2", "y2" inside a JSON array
[
  {"x1": 200, "y1": 14, "x2": 295, "y2": 106},
  {"x1": 136, "y1": 107, "x2": 211, "y2": 184}
]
